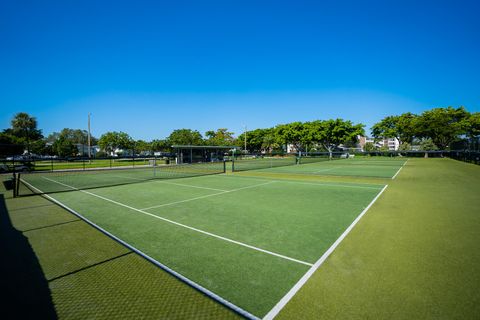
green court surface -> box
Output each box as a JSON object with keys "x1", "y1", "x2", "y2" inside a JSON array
[
  {"x1": 19, "y1": 166, "x2": 386, "y2": 318},
  {"x1": 252, "y1": 157, "x2": 407, "y2": 179}
]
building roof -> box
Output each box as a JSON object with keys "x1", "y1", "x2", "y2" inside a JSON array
[{"x1": 171, "y1": 145, "x2": 240, "y2": 149}]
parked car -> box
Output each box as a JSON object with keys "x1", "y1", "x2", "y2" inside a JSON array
[
  {"x1": 6, "y1": 155, "x2": 25, "y2": 161},
  {"x1": 0, "y1": 163, "x2": 32, "y2": 173}
]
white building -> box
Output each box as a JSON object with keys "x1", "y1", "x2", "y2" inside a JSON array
[
  {"x1": 378, "y1": 138, "x2": 400, "y2": 151},
  {"x1": 358, "y1": 136, "x2": 400, "y2": 151}
]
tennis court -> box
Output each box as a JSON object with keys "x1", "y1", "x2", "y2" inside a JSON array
[{"x1": 17, "y1": 160, "x2": 390, "y2": 318}]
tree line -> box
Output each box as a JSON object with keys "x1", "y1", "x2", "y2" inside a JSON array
[
  {"x1": 372, "y1": 106, "x2": 479, "y2": 151},
  {"x1": 1, "y1": 106, "x2": 479, "y2": 158}
]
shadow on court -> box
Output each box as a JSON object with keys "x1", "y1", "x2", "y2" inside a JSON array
[{"x1": 0, "y1": 194, "x2": 57, "y2": 319}]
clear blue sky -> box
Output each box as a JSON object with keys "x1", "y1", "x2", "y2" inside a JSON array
[{"x1": 1, "y1": 0, "x2": 479, "y2": 140}]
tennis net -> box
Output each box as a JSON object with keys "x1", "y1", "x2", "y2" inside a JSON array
[
  {"x1": 17, "y1": 161, "x2": 226, "y2": 196},
  {"x1": 297, "y1": 152, "x2": 350, "y2": 165},
  {"x1": 232, "y1": 156, "x2": 297, "y2": 172}
]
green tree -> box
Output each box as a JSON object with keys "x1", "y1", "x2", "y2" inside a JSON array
[
  {"x1": 415, "y1": 106, "x2": 469, "y2": 149},
  {"x1": 0, "y1": 132, "x2": 24, "y2": 156},
  {"x1": 364, "y1": 142, "x2": 376, "y2": 152},
  {"x1": 466, "y1": 112, "x2": 480, "y2": 141},
  {"x1": 53, "y1": 134, "x2": 77, "y2": 157},
  {"x1": 98, "y1": 131, "x2": 134, "y2": 155},
  {"x1": 10, "y1": 112, "x2": 43, "y2": 154},
  {"x1": 261, "y1": 132, "x2": 278, "y2": 153},
  {"x1": 398, "y1": 142, "x2": 411, "y2": 151},
  {"x1": 48, "y1": 128, "x2": 97, "y2": 145},
  {"x1": 167, "y1": 129, "x2": 204, "y2": 146},
  {"x1": 236, "y1": 128, "x2": 273, "y2": 153},
  {"x1": 309, "y1": 119, "x2": 365, "y2": 157},
  {"x1": 274, "y1": 122, "x2": 306, "y2": 152},
  {"x1": 134, "y1": 140, "x2": 151, "y2": 154},
  {"x1": 150, "y1": 139, "x2": 170, "y2": 152},
  {"x1": 372, "y1": 112, "x2": 417, "y2": 146},
  {"x1": 45, "y1": 132, "x2": 60, "y2": 144},
  {"x1": 419, "y1": 138, "x2": 438, "y2": 151},
  {"x1": 205, "y1": 128, "x2": 235, "y2": 146}
]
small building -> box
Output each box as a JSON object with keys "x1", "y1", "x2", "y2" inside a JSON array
[{"x1": 172, "y1": 145, "x2": 240, "y2": 164}]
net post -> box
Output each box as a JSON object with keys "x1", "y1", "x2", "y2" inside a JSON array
[
  {"x1": 13, "y1": 173, "x2": 19, "y2": 197},
  {"x1": 223, "y1": 160, "x2": 226, "y2": 173},
  {"x1": 232, "y1": 158, "x2": 235, "y2": 172},
  {"x1": 153, "y1": 156, "x2": 156, "y2": 177}
]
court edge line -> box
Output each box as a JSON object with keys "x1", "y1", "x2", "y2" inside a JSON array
[
  {"x1": 40, "y1": 177, "x2": 313, "y2": 267},
  {"x1": 392, "y1": 159, "x2": 408, "y2": 180},
  {"x1": 263, "y1": 184, "x2": 389, "y2": 320},
  {"x1": 20, "y1": 179, "x2": 260, "y2": 320}
]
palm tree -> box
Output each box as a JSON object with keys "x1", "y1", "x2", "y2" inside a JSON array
[{"x1": 11, "y1": 112, "x2": 38, "y2": 154}]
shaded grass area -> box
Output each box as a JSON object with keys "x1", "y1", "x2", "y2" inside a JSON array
[
  {"x1": 0, "y1": 192, "x2": 57, "y2": 319},
  {"x1": 277, "y1": 158, "x2": 480, "y2": 319},
  {"x1": 0, "y1": 179, "x2": 240, "y2": 319}
]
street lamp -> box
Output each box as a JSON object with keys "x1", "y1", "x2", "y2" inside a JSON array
[{"x1": 244, "y1": 125, "x2": 247, "y2": 154}]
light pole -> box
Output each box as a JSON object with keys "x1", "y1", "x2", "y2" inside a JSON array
[
  {"x1": 88, "y1": 113, "x2": 91, "y2": 162},
  {"x1": 244, "y1": 125, "x2": 247, "y2": 154}
]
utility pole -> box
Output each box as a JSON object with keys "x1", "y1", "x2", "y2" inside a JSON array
[
  {"x1": 88, "y1": 113, "x2": 91, "y2": 162},
  {"x1": 244, "y1": 125, "x2": 247, "y2": 154}
]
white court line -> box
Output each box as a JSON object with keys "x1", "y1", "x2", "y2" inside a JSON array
[
  {"x1": 391, "y1": 159, "x2": 408, "y2": 180},
  {"x1": 263, "y1": 184, "x2": 389, "y2": 320},
  {"x1": 141, "y1": 181, "x2": 275, "y2": 210},
  {"x1": 314, "y1": 167, "x2": 337, "y2": 173},
  {"x1": 276, "y1": 180, "x2": 384, "y2": 190},
  {"x1": 157, "y1": 181, "x2": 228, "y2": 192},
  {"x1": 40, "y1": 177, "x2": 312, "y2": 267}
]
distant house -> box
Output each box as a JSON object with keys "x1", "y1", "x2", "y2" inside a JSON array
[
  {"x1": 286, "y1": 144, "x2": 298, "y2": 153},
  {"x1": 358, "y1": 136, "x2": 399, "y2": 151},
  {"x1": 378, "y1": 138, "x2": 399, "y2": 151}
]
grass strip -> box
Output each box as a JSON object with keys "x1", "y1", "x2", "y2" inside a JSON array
[{"x1": 276, "y1": 158, "x2": 480, "y2": 319}]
